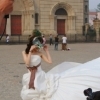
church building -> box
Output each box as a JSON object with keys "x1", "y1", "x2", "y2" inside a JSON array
[{"x1": 0, "y1": 0, "x2": 89, "y2": 41}]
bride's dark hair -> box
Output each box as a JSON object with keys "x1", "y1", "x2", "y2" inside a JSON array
[
  {"x1": 25, "y1": 35, "x2": 34, "y2": 54},
  {"x1": 25, "y1": 29, "x2": 43, "y2": 54}
]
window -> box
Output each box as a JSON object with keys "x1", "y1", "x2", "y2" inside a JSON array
[
  {"x1": 85, "y1": 5, "x2": 88, "y2": 12},
  {"x1": 82, "y1": 25, "x2": 85, "y2": 35},
  {"x1": 85, "y1": 18, "x2": 88, "y2": 23},
  {"x1": 35, "y1": 13, "x2": 38, "y2": 24},
  {"x1": 55, "y1": 8, "x2": 67, "y2": 15}
]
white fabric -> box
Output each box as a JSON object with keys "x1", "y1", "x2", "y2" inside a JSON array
[
  {"x1": 43, "y1": 37, "x2": 46, "y2": 44},
  {"x1": 21, "y1": 55, "x2": 100, "y2": 100},
  {"x1": 47, "y1": 62, "x2": 82, "y2": 74},
  {"x1": 62, "y1": 37, "x2": 67, "y2": 43},
  {"x1": 6, "y1": 36, "x2": 9, "y2": 42}
]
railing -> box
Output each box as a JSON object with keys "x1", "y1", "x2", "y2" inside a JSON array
[
  {"x1": 0, "y1": 34, "x2": 97, "y2": 44},
  {"x1": 0, "y1": 35, "x2": 29, "y2": 44}
]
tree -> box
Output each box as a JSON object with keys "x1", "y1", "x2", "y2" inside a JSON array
[
  {"x1": 96, "y1": 3, "x2": 100, "y2": 12},
  {"x1": 32, "y1": 29, "x2": 42, "y2": 37},
  {"x1": 87, "y1": 26, "x2": 96, "y2": 37},
  {"x1": 86, "y1": 26, "x2": 96, "y2": 41}
]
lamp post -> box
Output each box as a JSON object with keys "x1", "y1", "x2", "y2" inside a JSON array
[{"x1": 93, "y1": 13, "x2": 100, "y2": 42}]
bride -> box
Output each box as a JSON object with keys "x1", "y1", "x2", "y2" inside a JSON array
[{"x1": 21, "y1": 30, "x2": 100, "y2": 100}]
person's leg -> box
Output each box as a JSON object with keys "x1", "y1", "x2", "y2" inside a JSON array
[
  {"x1": 62, "y1": 43, "x2": 64, "y2": 50},
  {"x1": 6, "y1": 39, "x2": 7, "y2": 43},
  {"x1": 63, "y1": 44, "x2": 65, "y2": 50},
  {"x1": 51, "y1": 39, "x2": 53, "y2": 45},
  {"x1": 64, "y1": 43, "x2": 67, "y2": 50},
  {"x1": 50, "y1": 39, "x2": 51, "y2": 45},
  {"x1": 6, "y1": 39, "x2": 8, "y2": 44},
  {"x1": 64, "y1": 43, "x2": 66, "y2": 50},
  {"x1": 54, "y1": 42, "x2": 56, "y2": 50},
  {"x1": 56, "y1": 42, "x2": 58, "y2": 50},
  {"x1": 55, "y1": 42, "x2": 58, "y2": 50}
]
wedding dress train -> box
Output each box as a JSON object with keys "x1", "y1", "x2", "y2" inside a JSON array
[{"x1": 21, "y1": 55, "x2": 100, "y2": 100}]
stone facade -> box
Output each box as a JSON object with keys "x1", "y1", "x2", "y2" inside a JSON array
[
  {"x1": 89, "y1": 12, "x2": 100, "y2": 25},
  {"x1": 93, "y1": 19, "x2": 100, "y2": 42},
  {"x1": 6, "y1": 0, "x2": 89, "y2": 38}
]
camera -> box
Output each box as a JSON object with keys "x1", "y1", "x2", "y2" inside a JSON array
[
  {"x1": 84, "y1": 88, "x2": 100, "y2": 100},
  {"x1": 84, "y1": 88, "x2": 93, "y2": 100}
]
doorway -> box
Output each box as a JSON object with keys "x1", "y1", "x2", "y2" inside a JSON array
[
  {"x1": 11, "y1": 15, "x2": 22, "y2": 35},
  {"x1": 57, "y1": 19, "x2": 65, "y2": 35}
]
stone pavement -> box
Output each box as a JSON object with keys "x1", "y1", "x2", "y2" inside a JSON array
[{"x1": 0, "y1": 43, "x2": 100, "y2": 100}]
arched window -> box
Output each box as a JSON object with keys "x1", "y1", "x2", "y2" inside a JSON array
[{"x1": 55, "y1": 8, "x2": 67, "y2": 15}]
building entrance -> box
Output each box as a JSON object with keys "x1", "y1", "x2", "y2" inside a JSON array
[
  {"x1": 57, "y1": 19, "x2": 65, "y2": 34},
  {"x1": 11, "y1": 15, "x2": 22, "y2": 35}
]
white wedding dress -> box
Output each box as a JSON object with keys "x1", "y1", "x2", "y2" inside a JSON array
[{"x1": 21, "y1": 55, "x2": 100, "y2": 100}]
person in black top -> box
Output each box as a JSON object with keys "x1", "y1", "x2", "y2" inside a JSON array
[
  {"x1": 54, "y1": 35, "x2": 59, "y2": 50},
  {"x1": 49, "y1": 34, "x2": 53, "y2": 45}
]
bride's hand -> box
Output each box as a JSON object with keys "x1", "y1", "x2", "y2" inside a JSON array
[
  {"x1": 30, "y1": 45, "x2": 38, "y2": 52},
  {"x1": 43, "y1": 45, "x2": 48, "y2": 52}
]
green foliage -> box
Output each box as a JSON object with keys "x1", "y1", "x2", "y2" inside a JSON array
[
  {"x1": 99, "y1": 28, "x2": 100, "y2": 34},
  {"x1": 32, "y1": 29, "x2": 42, "y2": 37},
  {"x1": 87, "y1": 26, "x2": 96, "y2": 37},
  {"x1": 96, "y1": 3, "x2": 100, "y2": 12}
]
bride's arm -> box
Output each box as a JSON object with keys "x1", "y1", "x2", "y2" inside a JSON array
[
  {"x1": 22, "y1": 45, "x2": 37, "y2": 67},
  {"x1": 41, "y1": 45, "x2": 52, "y2": 64},
  {"x1": 22, "y1": 51, "x2": 31, "y2": 67}
]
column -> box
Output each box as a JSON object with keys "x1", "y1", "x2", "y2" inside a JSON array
[
  {"x1": 22, "y1": 10, "x2": 35, "y2": 35},
  {"x1": 67, "y1": 16, "x2": 71, "y2": 31},
  {"x1": 72, "y1": 16, "x2": 76, "y2": 31},
  {"x1": 67, "y1": 16, "x2": 76, "y2": 34},
  {"x1": 6, "y1": 15, "x2": 11, "y2": 35},
  {"x1": 49, "y1": 15, "x2": 54, "y2": 30},
  {"x1": 29, "y1": 11, "x2": 35, "y2": 31},
  {"x1": 93, "y1": 20, "x2": 100, "y2": 42},
  {"x1": 22, "y1": 12, "x2": 24, "y2": 35},
  {"x1": 85, "y1": 23, "x2": 89, "y2": 34},
  {"x1": 65, "y1": 16, "x2": 68, "y2": 34}
]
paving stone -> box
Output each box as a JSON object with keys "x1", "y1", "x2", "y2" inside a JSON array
[{"x1": 0, "y1": 43, "x2": 100, "y2": 100}]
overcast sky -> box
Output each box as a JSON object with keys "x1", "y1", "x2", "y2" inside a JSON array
[{"x1": 89, "y1": 0, "x2": 100, "y2": 10}]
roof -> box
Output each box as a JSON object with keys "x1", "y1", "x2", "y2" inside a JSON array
[{"x1": 89, "y1": 12, "x2": 97, "y2": 15}]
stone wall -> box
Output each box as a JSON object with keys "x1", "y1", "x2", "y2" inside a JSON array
[
  {"x1": 3, "y1": 0, "x2": 89, "y2": 42},
  {"x1": 39, "y1": 0, "x2": 85, "y2": 35}
]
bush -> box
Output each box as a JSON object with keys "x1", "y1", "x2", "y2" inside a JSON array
[
  {"x1": 87, "y1": 26, "x2": 96, "y2": 37},
  {"x1": 32, "y1": 29, "x2": 42, "y2": 37}
]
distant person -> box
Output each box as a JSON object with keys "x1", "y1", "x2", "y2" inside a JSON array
[
  {"x1": 54, "y1": 35, "x2": 59, "y2": 50},
  {"x1": 62, "y1": 35, "x2": 67, "y2": 51},
  {"x1": 42, "y1": 35, "x2": 46, "y2": 45},
  {"x1": 49, "y1": 34, "x2": 53, "y2": 45},
  {"x1": 6, "y1": 34, "x2": 10, "y2": 44}
]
